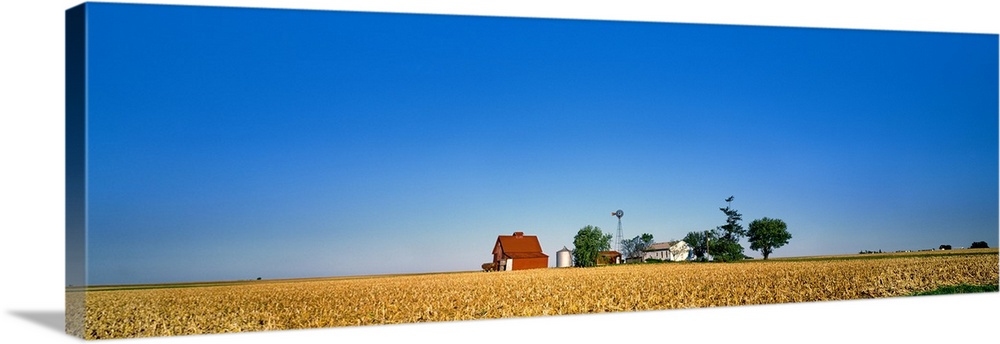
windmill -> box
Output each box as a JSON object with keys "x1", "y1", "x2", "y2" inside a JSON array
[{"x1": 611, "y1": 209, "x2": 624, "y2": 257}]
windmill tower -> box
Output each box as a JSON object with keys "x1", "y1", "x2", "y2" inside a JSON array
[{"x1": 612, "y1": 209, "x2": 624, "y2": 255}]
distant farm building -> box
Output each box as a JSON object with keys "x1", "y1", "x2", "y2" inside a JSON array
[
  {"x1": 642, "y1": 241, "x2": 694, "y2": 262},
  {"x1": 596, "y1": 251, "x2": 622, "y2": 266},
  {"x1": 556, "y1": 246, "x2": 572, "y2": 268},
  {"x1": 488, "y1": 231, "x2": 549, "y2": 271}
]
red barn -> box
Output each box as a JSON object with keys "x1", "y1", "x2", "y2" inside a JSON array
[{"x1": 491, "y1": 231, "x2": 549, "y2": 271}]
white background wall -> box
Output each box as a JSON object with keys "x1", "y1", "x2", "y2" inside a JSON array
[{"x1": 2, "y1": 1, "x2": 997, "y2": 343}]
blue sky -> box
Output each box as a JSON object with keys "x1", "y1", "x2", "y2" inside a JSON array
[{"x1": 80, "y1": 3, "x2": 997, "y2": 285}]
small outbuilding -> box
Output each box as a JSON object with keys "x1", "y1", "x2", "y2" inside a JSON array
[
  {"x1": 491, "y1": 231, "x2": 549, "y2": 271},
  {"x1": 596, "y1": 251, "x2": 622, "y2": 266}
]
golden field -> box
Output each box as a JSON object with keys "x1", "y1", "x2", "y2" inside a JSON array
[{"x1": 69, "y1": 249, "x2": 998, "y2": 339}]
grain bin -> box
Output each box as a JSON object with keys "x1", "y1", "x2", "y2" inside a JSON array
[{"x1": 556, "y1": 246, "x2": 572, "y2": 267}]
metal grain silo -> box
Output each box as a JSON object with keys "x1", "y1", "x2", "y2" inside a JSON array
[{"x1": 556, "y1": 246, "x2": 572, "y2": 267}]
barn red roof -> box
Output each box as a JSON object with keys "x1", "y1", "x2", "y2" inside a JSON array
[
  {"x1": 503, "y1": 252, "x2": 549, "y2": 259},
  {"x1": 494, "y1": 231, "x2": 548, "y2": 257}
]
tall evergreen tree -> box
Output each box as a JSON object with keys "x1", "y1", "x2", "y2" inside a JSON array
[{"x1": 710, "y1": 196, "x2": 746, "y2": 262}]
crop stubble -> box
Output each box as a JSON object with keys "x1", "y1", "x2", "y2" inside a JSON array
[{"x1": 72, "y1": 251, "x2": 998, "y2": 339}]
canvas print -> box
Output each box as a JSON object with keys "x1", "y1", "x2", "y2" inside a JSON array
[{"x1": 65, "y1": 2, "x2": 999, "y2": 340}]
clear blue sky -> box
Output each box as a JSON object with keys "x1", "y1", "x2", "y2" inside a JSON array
[{"x1": 80, "y1": 3, "x2": 997, "y2": 285}]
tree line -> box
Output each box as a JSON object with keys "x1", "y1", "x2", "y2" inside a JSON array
[
  {"x1": 682, "y1": 196, "x2": 791, "y2": 261},
  {"x1": 571, "y1": 196, "x2": 792, "y2": 266}
]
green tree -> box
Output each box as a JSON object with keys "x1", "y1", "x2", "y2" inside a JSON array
[
  {"x1": 572, "y1": 225, "x2": 612, "y2": 267},
  {"x1": 710, "y1": 196, "x2": 746, "y2": 262},
  {"x1": 747, "y1": 217, "x2": 792, "y2": 259},
  {"x1": 682, "y1": 230, "x2": 713, "y2": 261},
  {"x1": 641, "y1": 233, "x2": 654, "y2": 247},
  {"x1": 709, "y1": 239, "x2": 745, "y2": 262},
  {"x1": 621, "y1": 233, "x2": 654, "y2": 261},
  {"x1": 971, "y1": 241, "x2": 989, "y2": 249}
]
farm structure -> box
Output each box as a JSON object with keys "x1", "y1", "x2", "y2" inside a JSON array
[
  {"x1": 643, "y1": 241, "x2": 694, "y2": 262},
  {"x1": 597, "y1": 251, "x2": 622, "y2": 266},
  {"x1": 556, "y1": 246, "x2": 572, "y2": 267},
  {"x1": 487, "y1": 232, "x2": 549, "y2": 271}
]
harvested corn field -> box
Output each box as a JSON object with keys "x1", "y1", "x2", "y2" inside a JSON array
[{"x1": 72, "y1": 249, "x2": 998, "y2": 339}]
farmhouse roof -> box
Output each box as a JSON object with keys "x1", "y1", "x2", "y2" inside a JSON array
[
  {"x1": 644, "y1": 241, "x2": 682, "y2": 251},
  {"x1": 494, "y1": 231, "x2": 548, "y2": 257}
]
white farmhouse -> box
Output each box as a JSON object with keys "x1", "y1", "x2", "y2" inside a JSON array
[{"x1": 642, "y1": 241, "x2": 694, "y2": 262}]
